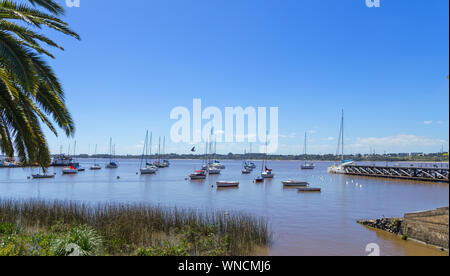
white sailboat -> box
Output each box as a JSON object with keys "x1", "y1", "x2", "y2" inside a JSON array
[
  {"x1": 90, "y1": 145, "x2": 101, "y2": 170},
  {"x1": 261, "y1": 134, "x2": 274, "y2": 179},
  {"x1": 140, "y1": 131, "x2": 157, "y2": 175},
  {"x1": 301, "y1": 132, "x2": 315, "y2": 170},
  {"x1": 328, "y1": 110, "x2": 354, "y2": 174}
]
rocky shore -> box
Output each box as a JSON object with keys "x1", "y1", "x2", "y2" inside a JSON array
[
  {"x1": 358, "y1": 207, "x2": 449, "y2": 250},
  {"x1": 358, "y1": 218, "x2": 403, "y2": 235}
]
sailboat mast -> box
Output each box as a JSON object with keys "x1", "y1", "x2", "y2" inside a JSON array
[
  {"x1": 163, "y1": 136, "x2": 166, "y2": 161},
  {"x1": 341, "y1": 109, "x2": 344, "y2": 161},
  {"x1": 158, "y1": 137, "x2": 161, "y2": 162},
  {"x1": 149, "y1": 132, "x2": 153, "y2": 161},
  {"x1": 304, "y1": 132, "x2": 307, "y2": 164},
  {"x1": 108, "y1": 138, "x2": 111, "y2": 162}
]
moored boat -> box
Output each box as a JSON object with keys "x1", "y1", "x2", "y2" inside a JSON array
[
  {"x1": 90, "y1": 164, "x2": 102, "y2": 170},
  {"x1": 300, "y1": 132, "x2": 315, "y2": 170},
  {"x1": 140, "y1": 131, "x2": 158, "y2": 175},
  {"x1": 32, "y1": 174, "x2": 55, "y2": 179},
  {"x1": 207, "y1": 167, "x2": 221, "y2": 175},
  {"x1": 106, "y1": 138, "x2": 119, "y2": 169},
  {"x1": 217, "y1": 181, "x2": 239, "y2": 188},
  {"x1": 255, "y1": 176, "x2": 264, "y2": 183},
  {"x1": 298, "y1": 187, "x2": 321, "y2": 192},
  {"x1": 328, "y1": 110, "x2": 353, "y2": 174},
  {"x1": 261, "y1": 169, "x2": 274, "y2": 179},
  {"x1": 190, "y1": 170, "x2": 207, "y2": 180},
  {"x1": 282, "y1": 180, "x2": 309, "y2": 187},
  {"x1": 62, "y1": 166, "x2": 78, "y2": 174}
]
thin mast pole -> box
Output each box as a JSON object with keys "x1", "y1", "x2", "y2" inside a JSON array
[{"x1": 341, "y1": 109, "x2": 344, "y2": 161}]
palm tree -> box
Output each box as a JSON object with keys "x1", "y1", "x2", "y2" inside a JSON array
[{"x1": 0, "y1": 0, "x2": 79, "y2": 171}]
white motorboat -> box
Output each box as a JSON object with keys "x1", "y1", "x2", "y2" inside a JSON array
[
  {"x1": 190, "y1": 170, "x2": 207, "y2": 180},
  {"x1": 90, "y1": 164, "x2": 102, "y2": 170},
  {"x1": 62, "y1": 166, "x2": 78, "y2": 174},
  {"x1": 301, "y1": 162, "x2": 315, "y2": 170}
]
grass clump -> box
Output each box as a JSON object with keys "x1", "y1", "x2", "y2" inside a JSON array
[{"x1": 0, "y1": 199, "x2": 271, "y2": 256}]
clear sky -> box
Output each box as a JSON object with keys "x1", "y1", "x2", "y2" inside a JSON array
[{"x1": 41, "y1": 0, "x2": 449, "y2": 155}]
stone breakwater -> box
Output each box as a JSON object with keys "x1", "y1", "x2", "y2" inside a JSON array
[
  {"x1": 358, "y1": 218, "x2": 403, "y2": 235},
  {"x1": 358, "y1": 207, "x2": 449, "y2": 250}
]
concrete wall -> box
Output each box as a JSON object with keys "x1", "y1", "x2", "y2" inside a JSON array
[{"x1": 402, "y1": 207, "x2": 449, "y2": 249}]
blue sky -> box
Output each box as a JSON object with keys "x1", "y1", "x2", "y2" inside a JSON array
[{"x1": 41, "y1": 0, "x2": 449, "y2": 155}]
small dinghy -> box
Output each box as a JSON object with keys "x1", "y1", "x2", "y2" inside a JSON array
[
  {"x1": 90, "y1": 164, "x2": 102, "y2": 170},
  {"x1": 217, "y1": 181, "x2": 239, "y2": 188},
  {"x1": 32, "y1": 174, "x2": 55, "y2": 179},
  {"x1": 282, "y1": 180, "x2": 309, "y2": 187},
  {"x1": 298, "y1": 187, "x2": 321, "y2": 192},
  {"x1": 255, "y1": 176, "x2": 264, "y2": 183}
]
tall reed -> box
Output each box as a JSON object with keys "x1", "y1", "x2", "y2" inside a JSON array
[{"x1": 0, "y1": 199, "x2": 271, "y2": 255}]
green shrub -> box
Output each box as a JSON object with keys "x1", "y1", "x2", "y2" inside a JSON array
[
  {"x1": 401, "y1": 234, "x2": 408, "y2": 241},
  {"x1": 52, "y1": 226, "x2": 103, "y2": 256}
]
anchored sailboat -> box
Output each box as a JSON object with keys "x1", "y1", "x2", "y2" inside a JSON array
[
  {"x1": 140, "y1": 131, "x2": 157, "y2": 175},
  {"x1": 261, "y1": 134, "x2": 274, "y2": 179},
  {"x1": 301, "y1": 132, "x2": 315, "y2": 170},
  {"x1": 106, "y1": 138, "x2": 118, "y2": 169},
  {"x1": 90, "y1": 145, "x2": 101, "y2": 170},
  {"x1": 328, "y1": 110, "x2": 354, "y2": 174}
]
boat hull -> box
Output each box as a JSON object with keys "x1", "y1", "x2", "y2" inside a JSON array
[
  {"x1": 282, "y1": 181, "x2": 308, "y2": 187},
  {"x1": 217, "y1": 181, "x2": 239, "y2": 188},
  {"x1": 298, "y1": 188, "x2": 321, "y2": 192},
  {"x1": 32, "y1": 174, "x2": 55, "y2": 179}
]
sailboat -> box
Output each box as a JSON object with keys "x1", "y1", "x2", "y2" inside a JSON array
[
  {"x1": 328, "y1": 110, "x2": 354, "y2": 174},
  {"x1": 140, "y1": 131, "x2": 157, "y2": 175},
  {"x1": 207, "y1": 141, "x2": 221, "y2": 174},
  {"x1": 90, "y1": 144, "x2": 101, "y2": 170},
  {"x1": 301, "y1": 132, "x2": 315, "y2": 170},
  {"x1": 261, "y1": 134, "x2": 274, "y2": 179},
  {"x1": 242, "y1": 149, "x2": 252, "y2": 174},
  {"x1": 63, "y1": 141, "x2": 79, "y2": 174},
  {"x1": 73, "y1": 141, "x2": 85, "y2": 171},
  {"x1": 106, "y1": 138, "x2": 118, "y2": 169},
  {"x1": 154, "y1": 137, "x2": 169, "y2": 168}
]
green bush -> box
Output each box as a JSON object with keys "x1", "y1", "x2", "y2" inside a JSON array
[{"x1": 52, "y1": 226, "x2": 103, "y2": 256}]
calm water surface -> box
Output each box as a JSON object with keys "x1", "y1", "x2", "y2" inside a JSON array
[{"x1": 0, "y1": 159, "x2": 448, "y2": 256}]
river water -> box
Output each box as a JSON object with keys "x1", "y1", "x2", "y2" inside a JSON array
[{"x1": 0, "y1": 159, "x2": 448, "y2": 256}]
